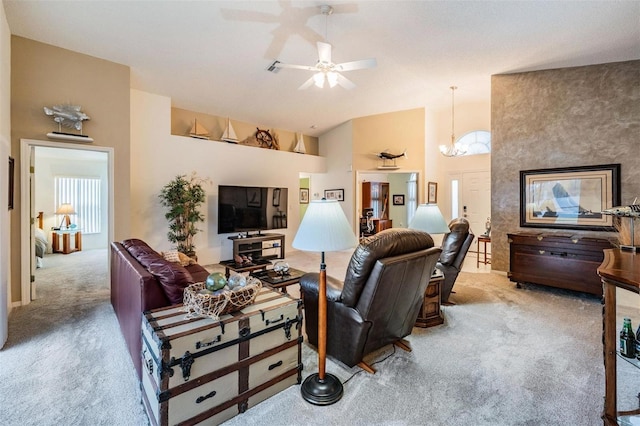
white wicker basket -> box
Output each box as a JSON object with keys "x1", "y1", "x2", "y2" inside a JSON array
[{"x1": 183, "y1": 277, "x2": 262, "y2": 320}]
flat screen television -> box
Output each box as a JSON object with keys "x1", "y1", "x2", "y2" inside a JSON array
[{"x1": 218, "y1": 185, "x2": 288, "y2": 234}]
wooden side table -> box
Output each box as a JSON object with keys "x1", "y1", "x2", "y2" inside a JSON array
[
  {"x1": 598, "y1": 249, "x2": 640, "y2": 425},
  {"x1": 415, "y1": 270, "x2": 444, "y2": 328},
  {"x1": 219, "y1": 259, "x2": 271, "y2": 279},
  {"x1": 251, "y1": 267, "x2": 306, "y2": 293},
  {"x1": 51, "y1": 229, "x2": 82, "y2": 254},
  {"x1": 477, "y1": 235, "x2": 491, "y2": 267}
]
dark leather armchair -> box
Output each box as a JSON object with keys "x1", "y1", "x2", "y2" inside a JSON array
[
  {"x1": 436, "y1": 218, "x2": 474, "y2": 304},
  {"x1": 300, "y1": 228, "x2": 442, "y2": 372}
]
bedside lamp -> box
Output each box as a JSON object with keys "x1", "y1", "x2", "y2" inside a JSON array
[
  {"x1": 292, "y1": 199, "x2": 357, "y2": 405},
  {"x1": 408, "y1": 204, "x2": 450, "y2": 234},
  {"x1": 55, "y1": 203, "x2": 75, "y2": 229}
]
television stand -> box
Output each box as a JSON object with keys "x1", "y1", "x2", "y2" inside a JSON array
[{"x1": 228, "y1": 233, "x2": 285, "y2": 261}]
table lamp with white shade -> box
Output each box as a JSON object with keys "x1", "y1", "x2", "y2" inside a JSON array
[
  {"x1": 55, "y1": 203, "x2": 76, "y2": 229},
  {"x1": 408, "y1": 203, "x2": 450, "y2": 235},
  {"x1": 292, "y1": 199, "x2": 357, "y2": 405}
]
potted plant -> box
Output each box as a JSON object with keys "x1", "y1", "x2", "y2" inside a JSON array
[{"x1": 158, "y1": 173, "x2": 210, "y2": 258}]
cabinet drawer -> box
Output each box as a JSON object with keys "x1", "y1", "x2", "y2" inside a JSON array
[
  {"x1": 510, "y1": 251, "x2": 602, "y2": 294},
  {"x1": 508, "y1": 232, "x2": 612, "y2": 296}
]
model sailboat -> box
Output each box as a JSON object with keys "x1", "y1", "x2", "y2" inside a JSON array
[
  {"x1": 189, "y1": 119, "x2": 210, "y2": 140},
  {"x1": 221, "y1": 117, "x2": 238, "y2": 143},
  {"x1": 294, "y1": 132, "x2": 306, "y2": 154}
]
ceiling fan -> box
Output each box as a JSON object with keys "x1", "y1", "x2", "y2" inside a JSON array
[{"x1": 267, "y1": 5, "x2": 377, "y2": 90}]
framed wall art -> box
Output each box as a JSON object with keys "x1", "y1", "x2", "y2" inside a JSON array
[
  {"x1": 246, "y1": 187, "x2": 261, "y2": 208},
  {"x1": 272, "y1": 188, "x2": 281, "y2": 207},
  {"x1": 393, "y1": 194, "x2": 405, "y2": 206},
  {"x1": 324, "y1": 189, "x2": 344, "y2": 202},
  {"x1": 427, "y1": 182, "x2": 438, "y2": 204},
  {"x1": 299, "y1": 188, "x2": 309, "y2": 204},
  {"x1": 520, "y1": 164, "x2": 620, "y2": 231}
]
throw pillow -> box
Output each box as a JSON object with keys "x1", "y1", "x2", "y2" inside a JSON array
[
  {"x1": 161, "y1": 250, "x2": 196, "y2": 267},
  {"x1": 161, "y1": 250, "x2": 181, "y2": 264},
  {"x1": 147, "y1": 259, "x2": 195, "y2": 305},
  {"x1": 177, "y1": 252, "x2": 197, "y2": 266}
]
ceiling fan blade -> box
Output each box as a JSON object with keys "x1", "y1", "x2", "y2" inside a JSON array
[
  {"x1": 317, "y1": 41, "x2": 332, "y2": 64},
  {"x1": 335, "y1": 58, "x2": 377, "y2": 72},
  {"x1": 298, "y1": 76, "x2": 316, "y2": 90},
  {"x1": 276, "y1": 62, "x2": 318, "y2": 72},
  {"x1": 336, "y1": 73, "x2": 356, "y2": 90}
]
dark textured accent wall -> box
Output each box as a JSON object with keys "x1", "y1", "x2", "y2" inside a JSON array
[{"x1": 491, "y1": 60, "x2": 640, "y2": 272}]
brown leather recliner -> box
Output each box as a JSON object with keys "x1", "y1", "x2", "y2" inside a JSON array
[
  {"x1": 436, "y1": 218, "x2": 474, "y2": 303},
  {"x1": 300, "y1": 228, "x2": 442, "y2": 372}
]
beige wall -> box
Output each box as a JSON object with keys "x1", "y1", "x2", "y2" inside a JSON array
[
  {"x1": 131, "y1": 90, "x2": 326, "y2": 264},
  {"x1": 315, "y1": 120, "x2": 355, "y2": 227},
  {"x1": 491, "y1": 60, "x2": 640, "y2": 272},
  {"x1": 171, "y1": 107, "x2": 319, "y2": 156},
  {"x1": 352, "y1": 108, "x2": 425, "y2": 172},
  {"x1": 10, "y1": 36, "x2": 130, "y2": 303},
  {"x1": 1, "y1": 0, "x2": 12, "y2": 345},
  {"x1": 316, "y1": 108, "x2": 425, "y2": 232}
]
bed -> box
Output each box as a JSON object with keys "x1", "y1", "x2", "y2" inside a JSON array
[{"x1": 35, "y1": 212, "x2": 48, "y2": 268}]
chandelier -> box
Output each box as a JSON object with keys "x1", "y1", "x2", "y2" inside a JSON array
[{"x1": 439, "y1": 86, "x2": 467, "y2": 157}]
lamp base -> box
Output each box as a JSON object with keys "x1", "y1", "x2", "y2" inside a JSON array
[{"x1": 300, "y1": 372, "x2": 343, "y2": 405}]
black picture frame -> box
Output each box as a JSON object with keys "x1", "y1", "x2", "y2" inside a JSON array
[
  {"x1": 324, "y1": 189, "x2": 344, "y2": 202},
  {"x1": 427, "y1": 182, "x2": 437, "y2": 204},
  {"x1": 299, "y1": 188, "x2": 309, "y2": 204},
  {"x1": 393, "y1": 194, "x2": 405, "y2": 206},
  {"x1": 520, "y1": 163, "x2": 621, "y2": 231},
  {"x1": 8, "y1": 156, "x2": 14, "y2": 210},
  {"x1": 272, "y1": 188, "x2": 281, "y2": 207}
]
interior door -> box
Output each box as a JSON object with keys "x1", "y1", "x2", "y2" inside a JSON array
[
  {"x1": 461, "y1": 171, "x2": 491, "y2": 236},
  {"x1": 29, "y1": 146, "x2": 36, "y2": 300}
]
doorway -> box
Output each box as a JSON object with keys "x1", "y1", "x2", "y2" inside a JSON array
[
  {"x1": 355, "y1": 170, "x2": 421, "y2": 233},
  {"x1": 449, "y1": 170, "x2": 491, "y2": 236},
  {"x1": 20, "y1": 139, "x2": 114, "y2": 304}
]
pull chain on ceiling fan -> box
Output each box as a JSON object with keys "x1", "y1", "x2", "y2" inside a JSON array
[{"x1": 267, "y1": 5, "x2": 377, "y2": 90}]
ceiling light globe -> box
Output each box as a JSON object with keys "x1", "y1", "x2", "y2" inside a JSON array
[
  {"x1": 313, "y1": 72, "x2": 325, "y2": 88},
  {"x1": 327, "y1": 72, "x2": 338, "y2": 88}
]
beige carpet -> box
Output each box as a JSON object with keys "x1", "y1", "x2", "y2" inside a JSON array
[{"x1": 0, "y1": 247, "x2": 617, "y2": 425}]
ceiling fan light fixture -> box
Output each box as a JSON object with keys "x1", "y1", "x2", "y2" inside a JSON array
[
  {"x1": 270, "y1": 4, "x2": 376, "y2": 90},
  {"x1": 313, "y1": 72, "x2": 325, "y2": 88},
  {"x1": 326, "y1": 71, "x2": 338, "y2": 88}
]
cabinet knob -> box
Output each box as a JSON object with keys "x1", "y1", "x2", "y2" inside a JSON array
[
  {"x1": 539, "y1": 250, "x2": 545, "y2": 255},
  {"x1": 537, "y1": 235, "x2": 544, "y2": 241}
]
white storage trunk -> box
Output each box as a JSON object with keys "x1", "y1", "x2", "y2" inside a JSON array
[{"x1": 141, "y1": 287, "x2": 303, "y2": 426}]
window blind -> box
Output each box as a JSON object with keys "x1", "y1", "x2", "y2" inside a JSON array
[{"x1": 54, "y1": 176, "x2": 101, "y2": 234}]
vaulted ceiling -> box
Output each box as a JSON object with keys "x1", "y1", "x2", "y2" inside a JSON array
[{"x1": 4, "y1": 1, "x2": 639, "y2": 136}]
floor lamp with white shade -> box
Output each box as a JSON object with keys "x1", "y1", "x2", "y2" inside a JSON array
[{"x1": 292, "y1": 199, "x2": 357, "y2": 405}]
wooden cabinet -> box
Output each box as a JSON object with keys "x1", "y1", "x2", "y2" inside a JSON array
[
  {"x1": 598, "y1": 249, "x2": 640, "y2": 425},
  {"x1": 508, "y1": 232, "x2": 613, "y2": 296},
  {"x1": 361, "y1": 181, "x2": 391, "y2": 237},
  {"x1": 362, "y1": 181, "x2": 390, "y2": 220}
]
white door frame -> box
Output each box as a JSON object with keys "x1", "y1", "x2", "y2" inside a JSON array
[
  {"x1": 354, "y1": 169, "x2": 422, "y2": 231},
  {"x1": 20, "y1": 139, "x2": 115, "y2": 305}
]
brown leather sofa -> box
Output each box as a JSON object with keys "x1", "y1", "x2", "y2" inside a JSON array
[
  {"x1": 300, "y1": 228, "x2": 442, "y2": 372},
  {"x1": 110, "y1": 239, "x2": 209, "y2": 378},
  {"x1": 436, "y1": 218, "x2": 474, "y2": 303}
]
